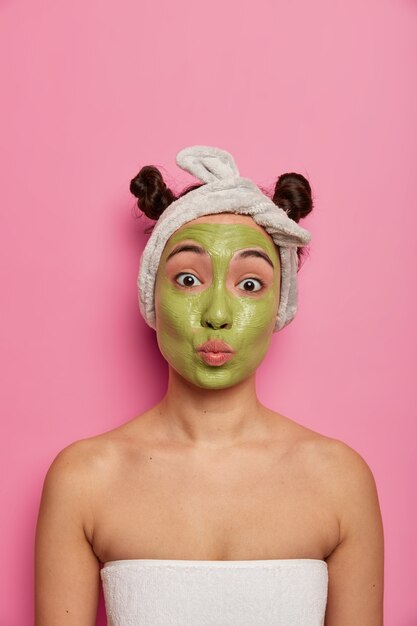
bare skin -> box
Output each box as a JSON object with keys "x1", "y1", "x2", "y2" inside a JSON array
[{"x1": 35, "y1": 214, "x2": 384, "y2": 625}]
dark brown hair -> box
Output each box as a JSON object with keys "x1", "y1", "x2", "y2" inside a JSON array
[{"x1": 130, "y1": 165, "x2": 313, "y2": 268}]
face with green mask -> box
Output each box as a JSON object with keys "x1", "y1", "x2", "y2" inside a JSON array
[{"x1": 154, "y1": 214, "x2": 281, "y2": 389}]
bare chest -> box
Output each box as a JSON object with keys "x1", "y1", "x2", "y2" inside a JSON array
[{"x1": 91, "y1": 445, "x2": 339, "y2": 563}]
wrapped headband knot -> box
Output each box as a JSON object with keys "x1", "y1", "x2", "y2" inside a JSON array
[
  {"x1": 176, "y1": 145, "x2": 240, "y2": 182},
  {"x1": 137, "y1": 145, "x2": 312, "y2": 332}
]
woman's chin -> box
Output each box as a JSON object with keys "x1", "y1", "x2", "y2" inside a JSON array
[{"x1": 178, "y1": 365, "x2": 256, "y2": 391}]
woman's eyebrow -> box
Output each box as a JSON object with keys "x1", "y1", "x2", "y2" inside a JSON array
[
  {"x1": 236, "y1": 249, "x2": 274, "y2": 268},
  {"x1": 166, "y1": 243, "x2": 207, "y2": 261}
]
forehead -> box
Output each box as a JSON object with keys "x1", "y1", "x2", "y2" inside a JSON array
[
  {"x1": 162, "y1": 215, "x2": 278, "y2": 261},
  {"x1": 186, "y1": 213, "x2": 266, "y2": 230}
]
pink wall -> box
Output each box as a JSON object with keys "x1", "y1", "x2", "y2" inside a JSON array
[{"x1": 1, "y1": 0, "x2": 416, "y2": 624}]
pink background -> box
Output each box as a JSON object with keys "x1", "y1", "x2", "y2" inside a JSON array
[{"x1": 1, "y1": 0, "x2": 416, "y2": 624}]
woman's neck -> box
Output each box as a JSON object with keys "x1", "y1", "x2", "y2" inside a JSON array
[{"x1": 155, "y1": 367, "x2": 267, "y2": 448}]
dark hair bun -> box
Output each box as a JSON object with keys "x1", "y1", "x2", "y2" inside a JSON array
[
  {"x1": 272, "y1": 172, "x2": 313, "y2": 223},
  {"x1": 130, "y1": 165, "x2": 176, "y2": 220}
]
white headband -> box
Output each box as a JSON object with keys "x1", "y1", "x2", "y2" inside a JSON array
[{"x1": 137, "y1": 145, "x2": 311, "y2": 332}]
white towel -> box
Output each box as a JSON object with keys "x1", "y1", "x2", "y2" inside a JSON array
[{"x1": 101, "y1": 558, "x2": 328, "y2": 626}]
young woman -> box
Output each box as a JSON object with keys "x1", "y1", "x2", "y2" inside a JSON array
[{"x1": 35, "y1": 146, "x2": 384, "y2": 625}]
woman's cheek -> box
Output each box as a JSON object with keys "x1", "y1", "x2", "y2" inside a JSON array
[
  {"x1": 235, "y1": 291, "x2": 278, "y2": 338},
  {"x1": 156, "y1": 285, "x2": 201, "y2": 342},
  {"x1": 156, "y1": 280, "x2": 187, "y2": 327}
]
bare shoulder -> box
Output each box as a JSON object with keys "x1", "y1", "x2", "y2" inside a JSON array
[
  {"x1": 36, "y1": 432, "x2": 131, "y2": 625},
  {"x1": 294, "y1": 431, "x2": 383, "y2": 548},
  {"x1": 46, "y1": 422, "x2": 137, "y2": 485},
  {"x1": 319, "y1": 438, "x2": 383, "y2": 541},
  {"x1": 41, "y1": 427, "x2": 132, "y2": 549},
  {"x1": 299, "y1": 431, "x2": 377, "y2": 478},
  {"x1": 42, "y1": 438, "x2": 106, "y2": 521},
  {"x1": 298, "y1": 431, "x2": 380, "y2": 500},
  {"x1": 46, "y1": 434, "x2": 113, "y2": 483},
  {"x1": 290, "y1": 435, "x2": 384, "y2": 622},
  {"x1": 45, "y1": 407, "x2": 159, "y2": 488},
  {"x1": 275, "y1": 414, "x2": 381, "y2": 527}
]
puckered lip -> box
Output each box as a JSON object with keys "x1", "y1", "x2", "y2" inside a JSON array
[{"x1": 196, "y1": 339, "x2": 235, "y2": 354}]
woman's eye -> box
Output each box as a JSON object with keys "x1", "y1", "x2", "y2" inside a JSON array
[
  {"x1": 237, "y1": 278, "x2": 263, "y2": 293},
  {"x1": 175, "y1": 273, "x2": 202, "y2": 288}
]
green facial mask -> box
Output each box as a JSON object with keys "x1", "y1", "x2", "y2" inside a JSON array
[{"x1": 154, "y1": 224, "x2": 281, "y2": 390}]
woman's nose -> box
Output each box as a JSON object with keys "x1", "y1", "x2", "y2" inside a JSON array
[{"x1": 201, "y1": 283, "x2": 233, "y2": 330}]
